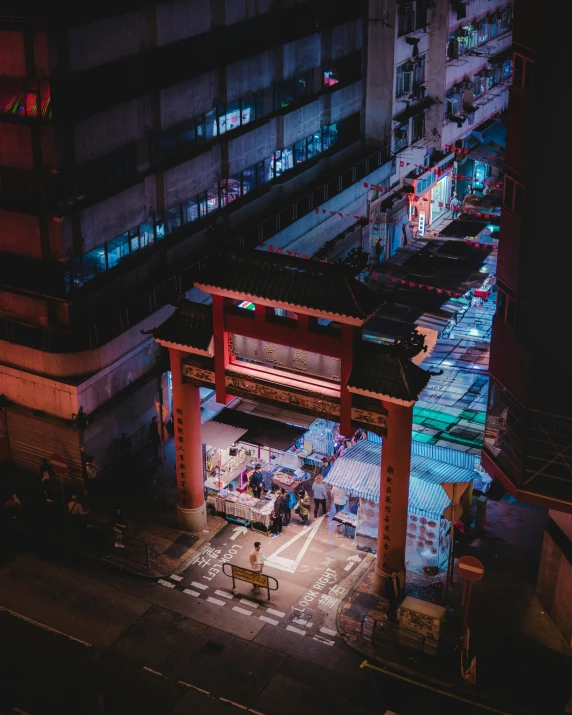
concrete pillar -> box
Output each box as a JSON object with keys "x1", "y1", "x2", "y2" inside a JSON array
[
  {"x1": 212, "y1": 294, "x2": 231, "y2": 404},
  {"x1": 375, "y1": 400, "x2": 413, "y2": 594},
  {"x1": 169, "y1": 349, "x2": 207, "y2": 532}
]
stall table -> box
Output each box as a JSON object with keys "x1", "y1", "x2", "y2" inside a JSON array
[{"x1": 333, "y1": 509, "x2": 357, "y2": 539}]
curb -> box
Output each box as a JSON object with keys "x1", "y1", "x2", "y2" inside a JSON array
[{"x1": 335, "y1": 562, "x2": 538, "y2": 715}]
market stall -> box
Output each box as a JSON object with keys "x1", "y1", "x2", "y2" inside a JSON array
[{"x1": 324, "y1": 440, "x2": 475, "y2": 573}]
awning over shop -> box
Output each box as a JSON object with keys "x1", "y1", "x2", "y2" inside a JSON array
[
  {"x1": 438, "y1": 218, "x2": 499, "y2": 239},
  {"x1": 210, "y1": 407, "x2": 306, "y2": 451},
  {"x1": 201, "y1": 420, "x2": 248, "y2": 449},
  {"x1": 324, "y1": 439, "x2": 475, "y2": 519},
  {"x1": 465, "y1": 142, "x2": 503, "y2": 169}
]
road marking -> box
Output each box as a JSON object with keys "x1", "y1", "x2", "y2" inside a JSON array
[
  {"x1": 240, "y1": 599, "x2": 259, "y2": 608},
  {"x1": 360, "y1": 660, "x2": 513, "y2": 715},
  {"x1": 183, "y1": 589, "x2": 200, "y2": 597},
  {"x1": 233, "y1": 606, "x2": 253, "y2": 616},
  {"x1": 220, "y1": 697, "x2": 247, "y2": 710},
  {"x1": 0, "y1": 605, "x2": 92, "y2": 647},
  {"x1": 215, "y1": 590, "x2": 234, "y2": 599},
  {"x1": 320, "y1": 627, "x2": 338, "y2": 637},
  {"x1": 266, "y1": 608, "x2": 285, "y2": 617},
  {"x1": 292, "y1": 618, "x2": 307, "y2": 626},
  {"x1": 170, "y1": 574, "x2": 183, "y2": 581},
  {"x1": 259, "y1": 615, "x2": 279, "y2": 625},
  {"x1": 304, "y1": 622, "x2": 313, "y2": 628},
  {"x1": 178, "y1": 681, "x2": 211, "y2": 695},
  {"x1": 286, "y1": 625, "x2": 306, "y2": 636},
  {"x1": 313, "y1": 635, "x2": 335, "y2": 646},
  {"x1": 264, "y1": 516, "x2": 324, "y2": 573},
  {"x1": 158, "y1": 579, "x2": 175, "y2": 588},
  {"x1": 207, "y1": 597, "x2": 226, "y2": 606},
  {"x1": 143, "y1": 667, "x2": 164, "y2": 676},
  {"x1": 191, "y1": 581, "x2": 208, "y2": 590}
]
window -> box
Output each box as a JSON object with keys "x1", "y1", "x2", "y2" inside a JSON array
[
  {"x1": 274, "y1": 78, "x2": 294, "y2": 109},
  {"x1": 183, "y1": 197, "x2": 199, "y2": 224},
  {"x1": 496, "y1": 288, "x2": 516, "y2": 329},
  {"x1": 129, "y1": 228, "x2": 140, "y2": 254},
  {"x1": 205, "y1": 109, "x2": 217, "y2": 140},
  {"x1": 255, "y1": 87, "x2": 273, "y2": 118},
  {"x1": 512, "y1": 54, "x2": 534, "y2": 93},
  {"x1": 394, "y1": 123, "x2": 408, "y2": 152},
  {"x1": 275, "y1": 147, "x2": 294, "y2": 176},
  {"x1": 241, "y1": 95, "x2": 256, "y2": 126},
  {"x1": 106, "y1": 234, "x2": 129, "y2": 269},
  {"x1": 307, "y1": 131, "x2": 321, "y2": 159},
  {"x1": 165, "y1": 205, "x2": 182, "y2": 234},
  {"x1": 295, "y1": 138, "x2": 307, "y2": 164},
  {"x1": 324, "y1": 69, "x2": 338, "y2": 87},
  {"x1": 415, "y1": 0, "x2": 428, "y2": 29},
  {"x1": 179, "y1": 119, "x2": 196, "y2": 148},
  {"x1": 217, "y1": 100, "x2": 241, "y2": 135},
  {"x1": 294, "y1": 70, "x2": 313, "y2": 99},
  {"x1": 396, "y1": 62, "x2": 414, "y2": 96},
  {"x1": 242, "y1": 165, "x2": 257, "y2": 194},
  {"x1": 140, "y1": 220, "x2": 155, "y2": 248},
  {"x1": 411, "y1": 112, "x2": 425, "y2": 143},
  {"x1": 398, "y1": 3, "x2": 415, "y2": 36},
  {"x1": 503, "y1": 176, "x2": 524, "y2": 216},
  {"x1": 477, "y1": 21, "x2": 489, "y2": 44},
  {"x1": 322, "y1": 123, "x2": 338, "y2": 151},
  {"x1": 83, "y1": 248, "x2": 106, "y2": 283}
]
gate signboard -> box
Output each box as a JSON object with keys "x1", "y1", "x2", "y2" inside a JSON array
[{"x1": 222, "y1": 562, "x2": 278, "y2": 600}]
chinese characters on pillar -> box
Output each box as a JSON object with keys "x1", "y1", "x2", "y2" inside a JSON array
[
  {"x1": 175, "y1": 407, "x2": 187, "y2": 507},
  {"x1": 381, "y1": 465, "x2": 394, "y2": 571}
]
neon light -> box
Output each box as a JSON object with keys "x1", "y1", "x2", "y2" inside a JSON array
[{"x1": 237, "y1": 301, "x2": 255, "y2": 310}]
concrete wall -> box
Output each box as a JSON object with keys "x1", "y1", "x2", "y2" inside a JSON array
[
  {"x1": 68, "y1": 10, "x2": 150, "y2": 72},
  {"x1": 75, "y1": 98, "x2": 151, "y2": 165},
  {"x1": 226, "y1": 51, "x2": 276, "y2": 101},
  {"x1": 227, "y1": 122, "x2": 277, "y2": 175},
  {"x1": 164, "y1": 145, "x2": 222, "y2": 207},
  {"x1": 0, "y1": 31, "x2": 26, "y2": 75},
  {"x1": 0, "y1": 364, "x2": 79, "y2": 419},
  {"x1": 161, "y1": 72, "x2": 219, "y2": 129},
  {"x1": 365, "y1": 0, "x2": 396, "y2": 144}
]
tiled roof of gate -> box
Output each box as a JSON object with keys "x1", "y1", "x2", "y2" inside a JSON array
[
  {"x1": 153, "y1": 302, "x2": 213, "y2": 352},
  {"x1": 348, "y1": 342, "x2": 431, "y2": 402},
  {"x1": 194, "y1": 250, "x2": 384, "y2": 323}
]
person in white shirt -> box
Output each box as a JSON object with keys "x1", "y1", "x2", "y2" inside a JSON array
[
  {"x1": 249, "y1": 541, "x2": 266, "y2": 593},
  {"x1": 331, "y1": 486, "x2": 348, "y2": 514}
]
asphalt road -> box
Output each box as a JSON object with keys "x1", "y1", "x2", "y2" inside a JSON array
[{"x1": 0, "y1": 525, "x2": 515, "y2": 715}]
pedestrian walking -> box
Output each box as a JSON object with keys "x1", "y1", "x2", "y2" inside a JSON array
[
  {"x1": 280, "y1": 488, "x2": 292, "y2": 526},
  {"x1": 385, "y1": 570, "x2": 402, "y2": 622},
  {"x1": 148, "y1": 416, "x2": 161, "y2": 461},
  {"x1": 247, "y1": 464, "x2": 264, "y2": 499},
  {"x1": 67, "y1": 495, "x2": 89, "y2": 538},
  {"x1": 270, "y1": 489, "x2": 284, "y2": 537},
  {"x1": 109, "y1": 507, "x2": 127, "y2": 548},
  {"x1": 249, "y1": 541, "x2": 266, "y2": 594},
  {"x1": 295, "y1": 488, "x2": 310, "y2": 526},
  {"x1": 84, "y1": 456, "x2": 98, "y2": 500},
  {"x1": 450, "y1": 192, "x2": 461, "y2": 218},
  {"x1": 39, "y1": 457, "x2": 55, "y2": 503},
  {"x1": 312, "y1": 474, "x2": 328, "y2": 518},
  {"x1": 331, "y1": 485, "x2": 348, "y2": 514}
]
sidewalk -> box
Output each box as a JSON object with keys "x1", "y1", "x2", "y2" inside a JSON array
[
  {"x1": 336, "y1": 495, "x2": 572, "y2": 715},
  {"x1": 0, "y1": 442, "x2": 226, "y2": 579}
]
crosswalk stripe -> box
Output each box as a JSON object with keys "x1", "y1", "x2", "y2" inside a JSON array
[
  {"x1": 232, "y1": 606, "x2": 253, "y2": 616},
  {"x1": 240, "y1": 599, "x2": 259, "y2": 608},
  {"x1": 259, "y1": 615, "x2": 279, "y2": 625},
  {"x1": 207, "y1": 597, "x2": 226, "y2": 607},
  {"x1": 319, "y1": 627, "x2": 338, "y2": 637},
  {"x1": 313, "y1": 635, "x2": 335, "y2": 646},
  {"x1": 158, "y1": 579, "x2": 175, "y2": 588},
  {"x1": 266, "y1": 607, "x2": 285, "y2": 617},
  {"x1": 170, "y1": 574, "x2": 183, "y2": 581},
  {"x1": 183, "y1": 589, "x2": 200, "y2": 597},
  {"x1": 286, "y1": 625, "x2": 306, "y2": 636},
  {"x1": 214, "y1": 590, "x2": 233, "y2": 599},
  {"x1": 191, "y1": 581, "x2": 208, "y2": 590}
]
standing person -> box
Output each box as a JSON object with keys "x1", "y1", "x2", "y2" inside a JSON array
[
  {"x1": 270, "y1": 489, "x2": 284, "y2": 538},
  {"x1": 450, "y1": 192, "x2": 461, "y2": 219},
  {"x1": 280, "y1": 488, "x2": 291, "y2": 527},
  {"x1": 249, "y1": 541, "x2": 266, "y2": 594},
  {"x1": 385, "y1": 570, "x2": 402, "y2": 622},
  {"x1": 312, "y1": 474, "x2": 328, "y2": 518},
  {"x1": 148, "y1": 416, "x2": 161, "y2": 461},
  {"x1": 109, "y1": 507, "x2": 127, "y2": 548},
  {"x1": 296, "y1": 488, "x2": 310, "y2": 526},
  {"x1": 84, "y1": 456, "x2": 98, "y2": 500},
  {"x1": 4, "y1": 493, "x2": 21, "y2": 522},
  {"x1": 67, "y1": 495, "x2": 89, "y2": 539},
  {"x1": 39, "y1": 457, "x2": 55, "y2": 503},
  {"x1": 247, "y1": 464, "x2": 264, "y2": 499},
  {"x1": 331, "y1": 485, "x2": 348, "y2": 514},
  {"x1": 320, "y1": 457, "x2": 332, "y2": 479}
]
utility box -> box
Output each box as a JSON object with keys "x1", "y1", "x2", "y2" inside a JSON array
[
  {"x1": 398, "y1": 596, "x2": 446, "y2": 655},
  {"x1": 475, "y1": 496, "x2": 487, "y2": 535}
]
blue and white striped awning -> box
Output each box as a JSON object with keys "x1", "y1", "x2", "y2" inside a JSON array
[{"x1": 325, "y1": 439, "x2": 475, "y2": 519}]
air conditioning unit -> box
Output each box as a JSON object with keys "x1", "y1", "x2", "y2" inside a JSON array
[{"x1": 447, "y1": 94, "x2": 463, "y2": 115}]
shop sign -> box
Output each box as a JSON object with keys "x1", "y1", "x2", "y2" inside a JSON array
[
  {"x1": 418, "y1": 212, "x2": 426, "y2": 236},
  {"x1": 182, "y1": 362, "x2": 215, "y2": 385},
  {"x1": 230, "y1": 335, "x2": 341, "y2": 381}
]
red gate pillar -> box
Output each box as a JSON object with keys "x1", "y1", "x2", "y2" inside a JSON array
[
  {"x1": 169, "y1": 348, "x2": 207, "y2": 532},
  {"x1": 212, "y1": 294, "x2": 231, "y2": 404},
  {"x1": 375, "y1": 400, "x2": 413, "y2": 594}
]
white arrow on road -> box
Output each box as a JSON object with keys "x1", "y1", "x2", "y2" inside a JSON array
[
  {"x1": 230, "y1": 526, "x2": 248, "y2": 540},
  {"x1": 344, "y1": 555, "x2": 362, "y2": 571}
]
